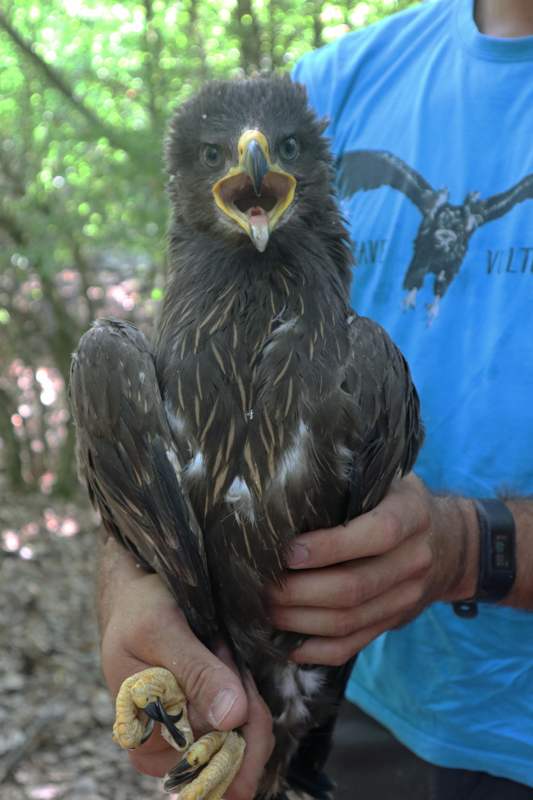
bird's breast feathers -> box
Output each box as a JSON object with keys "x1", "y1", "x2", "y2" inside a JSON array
[{"x1": 158, "y1": 281, "x2": 355, "y2": 579}]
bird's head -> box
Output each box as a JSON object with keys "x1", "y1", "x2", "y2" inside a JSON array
[{"x1": 165, "y1": 76, "x2": 333, "y2": 252}]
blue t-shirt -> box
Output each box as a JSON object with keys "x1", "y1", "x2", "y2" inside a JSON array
[{"x1": 294, "y1": 0, "x2": 533, "y2": 786}]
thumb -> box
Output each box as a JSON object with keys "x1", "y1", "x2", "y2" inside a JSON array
[{"x1": 171, "y1": 622, "x2": 248, "y2": 731}]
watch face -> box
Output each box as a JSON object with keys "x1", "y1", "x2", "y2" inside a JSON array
[
  {"x1": 477, "y1": 499, "x2": 516, "y2": 603},
  {"x1": 453, "y1": 500, "x2": 516, "y2": 613},
  {"x1": 493, "y1": 532, "x2": 513, "y2": 571}
]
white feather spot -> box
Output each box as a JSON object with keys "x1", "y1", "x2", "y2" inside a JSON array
[
  {"x1": 262, "y1": 318, "x2": 299, "y2": 357},
  {"x1": 139, "y1": 371, "x2": 146, "y2": 384},
  {"x1": 273, "y1": 665, "x2": 322, "y2": 726},
  {"x1": 276, "y1": 696, "x2": 310, "y2": 726},
  {"x1": 225, "y1": 476, "x2": 255, "y2": 523},
  {"x1": 187, "y1": 450, "x2": 205, "y2": 477},
  {"x1": 165, "y1": 400, "x2": 187, "y2": 436},
  {"x1": 273, "y1": 318, "x2": 298, "y2": 337},
  {"x1": 298, "y1": 668, "x2": 324, "y2": 697},
  {"x1": 279, "y1": 664, "x2": 299, "y2": 701},
  {"x1": 274, "y1": 419, "x2": 309, "y2": 487},
  {"x1": 336, "y1": 442, "x2": 353, "y2": 481},
  {"x1": 165, "y1": 448, "x2": 181, "y2": 476}
]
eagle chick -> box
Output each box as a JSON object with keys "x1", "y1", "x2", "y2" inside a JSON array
[{"x1": 70, "y1": 76, "x2": 423, "y2": 800}]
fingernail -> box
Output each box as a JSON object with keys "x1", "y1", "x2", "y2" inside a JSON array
[
  {"x1": 288, "y1": 542, "x2": 309, "y2": 567},
  {"x1": 209, "y1": 688, "x2": 238, "y2": 728}
]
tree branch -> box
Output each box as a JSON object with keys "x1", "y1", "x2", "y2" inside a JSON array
[
  {"x1": 0, "y1": 209, "x2": 26, "y2": 245},
  {"x1": 72, "y1": 239, "x2": 98, "y2": 323},
  {"x1": 0, "y1": 10, "x2": 106, "y2": 131},
  {"x1": 0, "y1": 10, "x2": 158, "y2": 172}
]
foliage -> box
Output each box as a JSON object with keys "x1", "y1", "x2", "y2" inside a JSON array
[{"x1": 0, "y1": 0, "x2": 419, "y2": 496}]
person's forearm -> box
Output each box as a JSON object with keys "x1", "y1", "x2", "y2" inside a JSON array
[
  {"x1": 432, "y1": 495, "x2": 479, "y2": 603},
  {"x1": 96, "y1": 533, "x2": 146, "y2": 634},
  {"x1": 503, "y1": 499, "x2": 533, "y2": 610}
]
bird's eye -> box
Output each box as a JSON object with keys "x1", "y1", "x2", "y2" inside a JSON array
[
  {"x1": 202, "y1": 144, "x2": 223, "y2": 168},
  {"x1": 279, "y1": 136, "x2": 299, "y2": 161}
]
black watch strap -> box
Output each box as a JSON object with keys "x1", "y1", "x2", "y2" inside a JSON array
[{"x1": 453, "y1": 499, "x2": 516, "y2": 619}]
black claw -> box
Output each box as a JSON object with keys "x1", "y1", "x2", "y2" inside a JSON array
[
  {"x1": 164, "y1": 761, "x2": 204, "y2": 789},
  {"x1": 144, "y1": 698, "x2": 187, "y2": 748},
  {"x1": 139, "y1": 717, "x2": 155, "y2": 745}
]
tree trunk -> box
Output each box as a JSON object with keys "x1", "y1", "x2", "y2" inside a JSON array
[
  {"x1": 0, "y1": 388, "x2": 28, "y2": 492},
  {"x1": 233, "y1": 0, "x2": 262, "y2": 74},
  {"x1": 53, "y1": 418, "x2": 77, "y2": 498}
]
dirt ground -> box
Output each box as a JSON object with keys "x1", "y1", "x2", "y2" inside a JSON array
[{"x1": 0, "y1": 493, "x2": 430, "y2": 800}]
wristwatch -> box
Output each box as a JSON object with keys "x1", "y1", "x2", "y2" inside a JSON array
[{"x1": 453, "y1": 498, "x2": 516, "y2": 619}]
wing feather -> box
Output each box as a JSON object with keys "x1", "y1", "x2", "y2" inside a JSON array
[
  {"x1": 69, "y1": 318, "x2": 217, "y2": 642},
  {"x1": 343, "y1": 313, "x2": 424, "y2": 518}
]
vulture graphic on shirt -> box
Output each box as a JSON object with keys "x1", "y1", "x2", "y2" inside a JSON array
[
  {"x1": 70, "y1": 78, "x2": 423, "y2": 800},
  {"x1": 338, "y1": 150, "x2": 533, "y2": 317}
]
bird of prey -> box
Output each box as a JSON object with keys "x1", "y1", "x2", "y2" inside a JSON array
[
  {"x1": 338, "y1": 150, "x2": 533, "y2": 318},
  {"x1": 70, "y1": 77, "x2": 423, "y2": 800}
]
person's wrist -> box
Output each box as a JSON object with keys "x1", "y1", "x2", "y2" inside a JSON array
[
  {"x1": 453, "y1": 498, "x2": 480, "y2": 600},
  {"x1": 97, "y1": 535, "x2": 169, "y2": 637},
  {"x1": 433, "y1": 496, "x2": 479, "y2": 603},
  {"x1": 98, "y1": 536, "x2": 137, "y2": 632}
]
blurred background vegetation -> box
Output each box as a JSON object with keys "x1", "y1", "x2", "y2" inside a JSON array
[{"x1": 0, "y1": 0, "x2": 419, "y2": 504}]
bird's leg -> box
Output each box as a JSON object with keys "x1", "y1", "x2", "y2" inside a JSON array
[{"x1": 113, "y1": 667, "x2": 245, "y2": 799}]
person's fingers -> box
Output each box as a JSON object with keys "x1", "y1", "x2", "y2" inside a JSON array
[
  {"x1": 225, "y1": 673, "x2": 275, "y2": 800},
  {"x1": 272, "y1": 576, "x2": 426, "y2": 638},
  {"x1": 290, "y1": 611, "x2": 406, "y2": 666},
  {"x1": 285, "y1": 476, "x2": 429, "y2": 569},
  {"x1": 270, "y1": 531, "x2": 432, "y2": 610}
]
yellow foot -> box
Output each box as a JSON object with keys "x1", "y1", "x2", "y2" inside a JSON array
[
  {"x1": 113, "y1": 666, "x2": 193, "y2": 752},
  {"x1": 165, "y1": 729, "x2": 246, "y2": 800},
  {"x1": 113, "y1": 667, "x2": 246, "y2": 798}
]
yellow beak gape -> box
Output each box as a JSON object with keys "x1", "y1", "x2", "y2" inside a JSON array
[{"x1": 212, "y1": 130, "x2": 296, "y2": 252}]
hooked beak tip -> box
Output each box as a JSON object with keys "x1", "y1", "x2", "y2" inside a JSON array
[{"x1": 243, "y1": 138, "x2": 269, "y2": 196}]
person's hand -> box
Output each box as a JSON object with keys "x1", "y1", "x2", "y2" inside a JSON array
[
  {"x1": 99, "y1": 539, "x2": 274, "y2": 800},
  {"x1": 268, "y1": 474, "x2": 478, "y2": 666}
]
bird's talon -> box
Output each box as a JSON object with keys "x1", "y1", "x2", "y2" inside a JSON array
[
  {"x1": 139, "y1": 716, "x2": 156, "y2": 745},
  {"x1": 144, "y1": 698, "x2": 183, "y2": 725},
  {"x1": 144, "y1": 697, "x2": 186, "y2": 747},
  {"x1": 113, "y1": 667, "x2": 192, "y2": 752},
  {"x1": 164, "y1": 730, "x2": 245, "y2": 799},
  {"x1": 165, "y1": 761, "x2": 204, "y2": 787}
]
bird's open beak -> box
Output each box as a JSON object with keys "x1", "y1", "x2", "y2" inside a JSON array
[{"x1": 212, "y1": 130, "x2": 296, "y2": 252}]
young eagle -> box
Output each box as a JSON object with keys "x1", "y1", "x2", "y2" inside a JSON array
[{"x1": 70, "y1": 76, "x2": 423, "y2": 800}]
